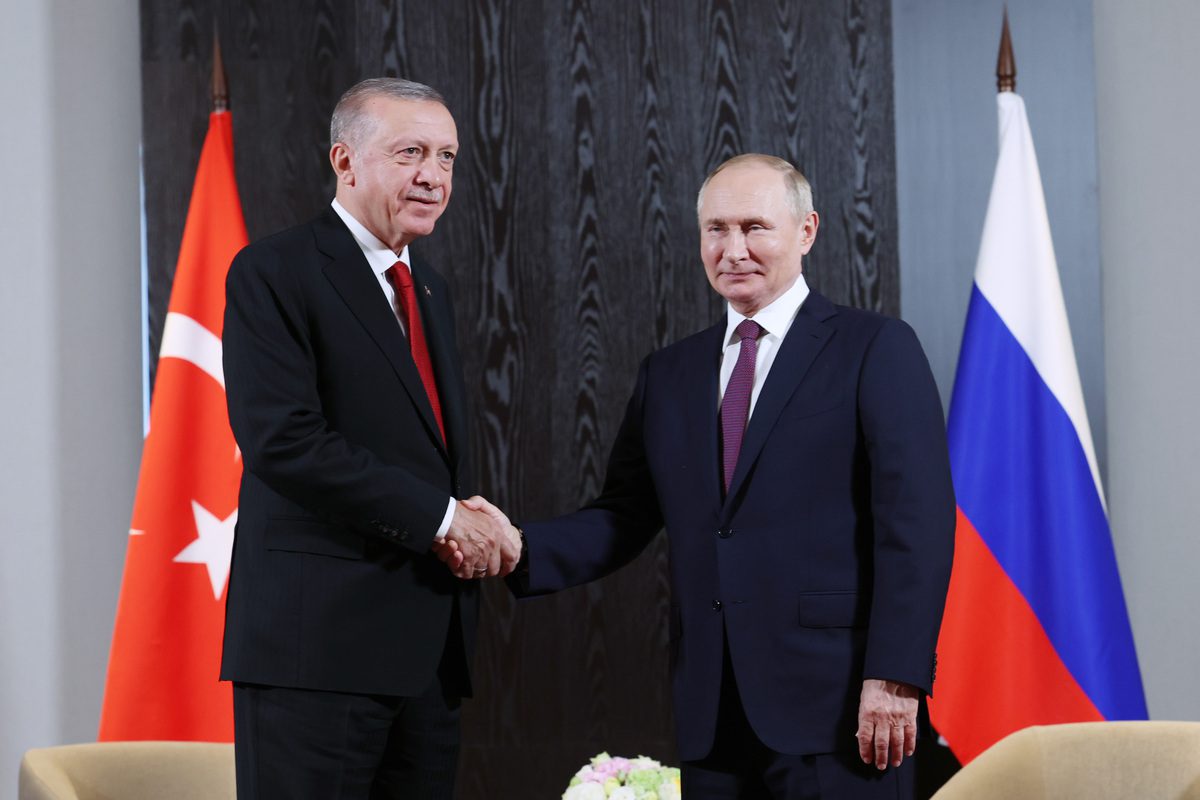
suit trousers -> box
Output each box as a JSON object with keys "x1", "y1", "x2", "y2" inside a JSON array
[
  {"x1": 681, "y1": 632, "x2": 915, "y2": 800},
  {"x1": 232, "y1": 602, "x2": 469, "y2": 800},
  {"x1": 233, "y1": 674, "x2": 461, "y2": 800}
]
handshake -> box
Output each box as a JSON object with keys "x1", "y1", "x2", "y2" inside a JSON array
[{"x1": 430, "y1": 496, "x2": 522, "y2": 579}]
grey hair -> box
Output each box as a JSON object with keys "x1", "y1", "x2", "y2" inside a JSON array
[
  {"x1": 330, "y1": 78, "x2": 446, "y2": 149},
  {"x1": 696, "y1": 154, "x2": 814, "y2": 220}
]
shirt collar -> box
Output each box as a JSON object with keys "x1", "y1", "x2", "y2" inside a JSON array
[
  {"x1": 723, "y1": 273, "x2": 811, "y2": 349},
  {"x1": 331, "y1": 198, "x2": 410, "y2": 278}
]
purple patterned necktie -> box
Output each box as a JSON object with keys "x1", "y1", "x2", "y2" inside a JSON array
[{"x1": 721, "y1": 319, "x2": 763, "y2": 493}]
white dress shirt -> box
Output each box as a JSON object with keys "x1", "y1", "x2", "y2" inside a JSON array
[
  {"x1": 331, "y1": 199, "x2": 456, "y2": 539},
  {"x1": 718, "y1": 274, "x2": 811, "y2": 417},
  {"x1": 331, "y1": 199, "x2": 414, "y2": 332}
]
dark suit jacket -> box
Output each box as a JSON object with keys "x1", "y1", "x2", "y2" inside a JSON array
[
  {"x1": 220, "y1": 207, "x2": 477, "y2": 698},
  {"x1": 518, "y1": 291, "x2": 955, "y2": 760}
]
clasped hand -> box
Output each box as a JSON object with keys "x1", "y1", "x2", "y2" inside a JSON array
[{"x1": 430, "y1": 496, "x2": 521, "y2": 579}]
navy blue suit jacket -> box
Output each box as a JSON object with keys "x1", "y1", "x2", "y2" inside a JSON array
[
  {"x1": 220, "y1": 208, "x2": 477, "y2": 697},
  {"x1": 518, "y1": 291, "x2": 955, "y2": 759}
]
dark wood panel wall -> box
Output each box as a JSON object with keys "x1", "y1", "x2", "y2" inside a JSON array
[{"x1": 141, "y1": 1, "x2": 899, "y2": 795}]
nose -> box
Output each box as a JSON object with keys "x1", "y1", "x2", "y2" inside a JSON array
[
  {"x1": 724, "y1": 229, "x2": 748, "y2": 263},
  {"x1": 414, "y1": 156, "x2": 441, "y2": 187}
]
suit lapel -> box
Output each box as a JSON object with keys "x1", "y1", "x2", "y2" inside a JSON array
[
  {"x1": 410, "y1": 258, "x2": 467, "y2": 468},
  {"x1": 682, "y1": 321, "x2": 726, "y2": 507},
  {"x1": 722, "y1": 292, "x2": 836, "y2": 512},
  {"x1": 313, "y1": 210, "x2": 449, "y2": 461}
]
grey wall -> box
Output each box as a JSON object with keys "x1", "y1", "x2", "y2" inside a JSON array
[
  {"x1": 1, "y1": 5, "x2": 60, "y2": 792},
  {"x1": 1094, "y1": 0, "x2": 1200, "y2": 722},
  {"x1": 892, "y1": 0, "x2": 1105, "y2": 470},
  {"x1": 0, "y1": 0, "x2": 142, "y2": 792}
]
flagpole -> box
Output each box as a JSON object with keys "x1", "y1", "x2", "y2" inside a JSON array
[
  {"x1": 212, "y1": 24, "x2": 228, "y2": 113},
  {"x1": 997, "y1": 9, "x2": 1016, "y2": 93}
]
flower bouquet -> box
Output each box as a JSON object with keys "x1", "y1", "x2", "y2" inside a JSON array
[{"x1": 562, "y1": 752, "x2": 682, "y2": 800}]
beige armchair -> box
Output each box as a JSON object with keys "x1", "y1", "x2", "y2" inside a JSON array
[
  {"x1": 19, "y1": 741, "x2": 235, "y2": 800},
  {"x1": 931, "y1": 721, "x2": 1200, "y2": 800}
]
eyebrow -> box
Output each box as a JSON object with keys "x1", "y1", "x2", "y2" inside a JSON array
[
  {"x1": 383, "y1": 138, "x2": 458, "y2": 153},
  {"x1": 703, "y1": 216, "x2": 769, "y2": 227}
]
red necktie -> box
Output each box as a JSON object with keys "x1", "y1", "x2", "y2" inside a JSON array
[
  {"x1": 721, "y1": 319, "x2": 762, "y2": 492},
  {"x1": 388, "y1": 261, "x2": 446, "y2": 443}
]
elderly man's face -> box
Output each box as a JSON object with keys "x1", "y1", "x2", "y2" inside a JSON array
[
  {"x1": 333, "y1": 97, "x2": 458, "y2": 252},
  {"x1": 699, "y1": 164, "x2": 817, "y2": 316}
]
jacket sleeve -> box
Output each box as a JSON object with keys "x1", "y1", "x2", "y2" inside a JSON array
[
  {"x1": 857, "y1": 318, "x2": 956, "y2": 694},
  {"x1": 513, "y1": 357, "x2": 665, "y2": 597},
  {"x1": 222, "y1": 243, "x2": 449, "y2": 553}
]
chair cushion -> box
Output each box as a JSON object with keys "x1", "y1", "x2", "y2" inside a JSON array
[{"x1": 19, "y1": 741, "x2": 235, "y2": 800}]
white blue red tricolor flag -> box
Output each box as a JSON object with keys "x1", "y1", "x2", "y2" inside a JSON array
[{"x1": 928, "y1": 91, "x2": 1147, "y2": 764}]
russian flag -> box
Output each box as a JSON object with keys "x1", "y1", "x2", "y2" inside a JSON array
[{"x1": 928, "y1": 91, "x2": 1147, "y2": 764}]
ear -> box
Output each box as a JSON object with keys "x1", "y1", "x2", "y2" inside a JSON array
[
  {"x1": 330, "y1": 143, "x2": 355, "y2": 186},
  {"x1": 798, "y1": 210, "x2": 819, "y2": 255}
]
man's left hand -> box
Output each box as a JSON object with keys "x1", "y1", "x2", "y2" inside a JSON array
[{"x1": 855, "y1": 679, "x2": 919, "y2": 770}]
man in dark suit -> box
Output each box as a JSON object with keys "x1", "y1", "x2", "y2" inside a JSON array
[
  {"x1": 452, "y1": 154, "x2": 955, "y2": 798},
  {"x1": 221, "y1": 78, "x2": 515, "y2": 800}
]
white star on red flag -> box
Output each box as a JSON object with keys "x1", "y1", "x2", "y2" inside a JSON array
[{"x1": 174, "y1": 501, "x2": 237, "y2": 600}]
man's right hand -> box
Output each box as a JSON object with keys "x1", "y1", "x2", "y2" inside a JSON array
[
  {"x1": 461, "y1": 496, "x2": 522, "y2": 575},
  {"x1": 442, "y1": 501, "x2": 504, "y2": 579},
  {"x1": 432, "y1": 496, "x2": 522, "y2": 579}
]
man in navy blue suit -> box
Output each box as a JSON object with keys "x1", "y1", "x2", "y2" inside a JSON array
[{"x1": 445, "y1": 154, "x2": 955, "y2": 799}]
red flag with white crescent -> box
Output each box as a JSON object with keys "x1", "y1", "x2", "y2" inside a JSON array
[{"x1": 99, "y1": 109, "x2": 247, "y2": 741}]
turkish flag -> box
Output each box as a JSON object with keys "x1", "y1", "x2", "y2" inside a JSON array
[{"x1": 99, "y1": 110, "x2": 247, "y2": 741}]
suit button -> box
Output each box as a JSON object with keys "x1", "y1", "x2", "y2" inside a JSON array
[
  {"x1": 717, "y1": 528, "x2": 733, "y2": 538},
  {"x1": 712, "y1": 600, "x2": 722, "y2": 612}
]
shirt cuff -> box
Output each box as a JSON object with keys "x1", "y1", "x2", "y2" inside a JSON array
[{"x1": 434, "y1": 497, "x2": 457, "y2": 540}]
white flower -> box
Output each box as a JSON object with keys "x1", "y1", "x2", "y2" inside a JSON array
[
  {"x1": 564, "y1": 753, "x2": 680, "y2": 800},
  {"x1": 562, "y1": 783, "x2": 607, "y2": 800}
]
